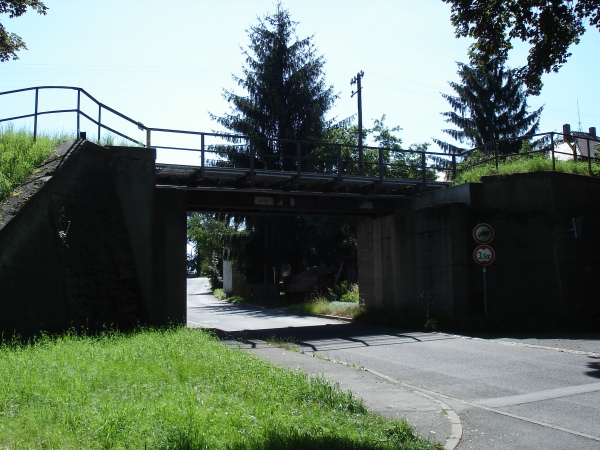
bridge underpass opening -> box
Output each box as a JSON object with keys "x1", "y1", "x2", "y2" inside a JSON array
[
  {"x1": 158, "y1": 163, "x2": 448, "y2": 311},
  {"x1": 184, "y1": 208, "x2": 363, "y2": 308}
]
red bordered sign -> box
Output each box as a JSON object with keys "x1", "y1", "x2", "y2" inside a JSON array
[
  {"x1": 473, "y1": 223, "x2": 494, "y2": 244},
  {"x1": 473, "y1": 245, "x2": 495, "y2": 266}
]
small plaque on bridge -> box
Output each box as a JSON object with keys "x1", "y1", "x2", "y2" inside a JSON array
[{"x1": 255, "y1": 196, "x2": 274, "y2": 206}]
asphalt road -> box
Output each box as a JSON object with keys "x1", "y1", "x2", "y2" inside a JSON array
[{"x1": 187, "y1": 278, "x2": 600, "y2": 449}]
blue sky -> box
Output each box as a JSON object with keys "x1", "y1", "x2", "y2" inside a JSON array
[{"x1": 2, "y1": 0, "x2": 599, "y2": 164}]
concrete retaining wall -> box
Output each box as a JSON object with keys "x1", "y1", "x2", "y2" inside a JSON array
[
  {"x1": 0, "y1": 140, "x2": 187, "y2": 338},
  {"x1": 358, "y1": 171, "x2": 600, "y2": 316}
]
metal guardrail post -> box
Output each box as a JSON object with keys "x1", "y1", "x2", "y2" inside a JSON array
[
  {"x1": 33, "y1": 88, "x2": 39, "y2": 141},
  {"x1": 97, "y1": 104, "x2": 102, "y2": 142},
  {"x1": 378, "y1": 147, "x2": 384, "y2": 181},
  {"x1": 551, "y1": 132, "x2": 556, "y2": 171},
  {"x1": 452, "y1": 153, "x2": 457, "y2": 180},
  {"x1": 76, "y1": 90, "x2": 81, "y2": 137},
  {"x1": 200, "y1": 134, "x2": 205, "y2": 177},
  {"x1": 421, "y1": 150, "x2": 427, "y2": 186},
  {"x1": 296, "y1": 142, "x2": 302, "y2": 177},
  {"x1": 587, "y1": 137, "x2": 593, "y2": 175},
  {"x1": 250, "y1": 139, "x2": 255, "y2": 176},
  {"x1": 146, "y1": 129, "x2": 151, "y2": 148},
  {"x1": 495, "y1": 142, "x2": 499, "y2": 170}
]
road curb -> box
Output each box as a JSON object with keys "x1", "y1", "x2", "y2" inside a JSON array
[{"x1": 361, "y1": 367, "x2": 462, "y2": 450}]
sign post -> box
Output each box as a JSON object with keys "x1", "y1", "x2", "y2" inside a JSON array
[{"x1": 473, "y1": 224, "x2": 495, "y2": 316}]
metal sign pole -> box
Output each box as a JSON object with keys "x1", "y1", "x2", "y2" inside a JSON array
[
  {"x1": 483, "y1": 266, "x2": 488, "y2": 317},
  {"x1": 473, "y1": 223, "x2": 495, "y2": 318}
]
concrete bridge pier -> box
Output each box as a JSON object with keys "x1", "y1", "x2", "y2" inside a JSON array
[{"x1": 151, "y1": 187, "x2": 187, "y2": 326}]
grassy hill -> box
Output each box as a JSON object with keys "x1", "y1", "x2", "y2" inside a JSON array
[
  {"x1": 0, "y1": 128, "x2": 66, "y2": 202},
  {"x1": 453, "y1": 150, "x2": 600, "y2": 185}
]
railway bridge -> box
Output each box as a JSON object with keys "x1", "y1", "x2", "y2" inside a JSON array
[{"x1": 3, "y1": 86, "x2": 599, "y2": 337}]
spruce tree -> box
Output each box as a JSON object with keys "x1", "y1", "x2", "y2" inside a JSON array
[
  {"x1": 434, "y1": 59, "x2": 543, "y2": 156},
  {"x1": 212, "y1": 3, "x2": 336, "y2": 170},
  {"x1": 210, "y1": 4, "x2": 347, "y2": 290}
]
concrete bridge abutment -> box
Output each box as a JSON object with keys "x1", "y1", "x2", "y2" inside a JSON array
[
  {"x1": 0, "y1": 140, "x2": 187, "y2": 338},
  {"x1": 357, "y1": 173, "x2": 600, "y2": 320}
]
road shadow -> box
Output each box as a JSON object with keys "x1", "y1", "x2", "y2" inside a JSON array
[
  {"x1": 586, "y1": 358, "x2": 600, "y2": 379},
  {"x1": 202, "y1": 321, "x2": 457, "y2": 352},
  {"x1": 469, "y1": 332, "x2": 600, "y2": 340}
]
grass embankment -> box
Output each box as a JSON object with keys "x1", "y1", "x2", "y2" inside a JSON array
[
  {"x1": 0, "y1": 128, "x2": 136, "y2": 203},
  {"x1": 0, "y1": 128, "x2": 66, "y2": 202},
  {"x1": 453, "y1": 151, "x2": 600, "y2": 185},
  {"x1": 0, "y1": 327, "x2": 438, "y2": 449}
]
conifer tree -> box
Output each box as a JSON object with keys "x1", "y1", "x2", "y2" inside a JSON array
[
  {"x1": 212, "y1": 3, "x2": 335, "y2": 170},
  {"x1": 434, "y1": 59, "x2": 543, "y2": 156},
  {"x1": 209, "y1": 4, "x2": 347, "y2": 289}
]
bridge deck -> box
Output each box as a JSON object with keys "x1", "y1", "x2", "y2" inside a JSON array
[
  {"x1": 156, "y1": 164, "x2": 448, "y2": 194},
  {"x1": 155, "y1": 164, "x2": 450, "y2": 216}
]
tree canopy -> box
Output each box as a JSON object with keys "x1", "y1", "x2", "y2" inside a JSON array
[
  {"x1": 187, "y1": 213, "x2": 246, "y2": 288},
  {"x1": 443, "y1": 0, "x2": 600, "y2": 95},
  {"x1": 211, "y1": 3, "x2": 336, "y2": 171},
  {"x1": 0, "y1": 0, "x2": 47, "y2": 62},
  {"x1": 318, "y1": 116, "x2": 437, "y2": 180},
  {"x1": 434, "y1": 59, "x2": 543, "y2": 155}
]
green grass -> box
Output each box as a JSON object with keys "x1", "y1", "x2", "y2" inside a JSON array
[
  {"x1": 0, "y1": 127, "x2": 140, "y2": 203},
  {"x1": 453, "y1": 151, "x2": 600, "y2": 185},
  {"x1": 0, "y1": 128, "x2": 68, "y2": 202},
  {"x1": 0, "y1": 327, "x2": 439, "y2": 449},
  {"x1": 214, "y1": 288, "x2": 365, "y2": 319},
  {"x1": 287, "y1": 299, "x2": 365, "y2": 319},
  {"x1": 286, "y1": 284, "x2": 364, "y2": 319}
]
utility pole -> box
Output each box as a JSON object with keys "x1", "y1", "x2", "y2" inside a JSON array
[{"x1": 351, "y1": 70, "x2": 364, "y2": 175}]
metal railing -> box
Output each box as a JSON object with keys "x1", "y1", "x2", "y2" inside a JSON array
[
  {"x1": 3, "y1": 86, "x2": 598, "y2": 183},
  {"x1": 0, "y1": 86, "x2": 147, "y2": 145},
  {"x1": 455, "y1": 131, "x2": 600, "y2": 177},
  {"x1": 0, "y1": 86, "x2": 453, "y2": 185}
]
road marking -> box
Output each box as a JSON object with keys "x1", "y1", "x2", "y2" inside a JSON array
[
  {"x1": 459, "y1": 398, "x2": 600, "y2": 443},
  {"x1": 187, "y1": 320, "x2": 219, "y2": 327},
  {"x1": 444, "y1": 332, "x2": 600, "y2": 358},
  {"x1": 474, "y1": 382, "x2": 600, "y2": 407}
]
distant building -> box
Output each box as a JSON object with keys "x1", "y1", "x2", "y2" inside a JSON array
[{"x1": 563, "y1": 124, "x2": 600, "y2": 158}]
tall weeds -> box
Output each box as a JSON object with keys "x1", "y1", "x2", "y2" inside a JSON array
[{"x1": 0, "y1": 128, "x2": 67, "y2": 201}]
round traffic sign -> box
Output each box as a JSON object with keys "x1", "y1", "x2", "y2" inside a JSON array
[
  {"x1": 473, "y1": 245, "x2": 495, "y2": 266},
  {"x1": 473, "y1": 223, "x2": 494, "y2": 244}
]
